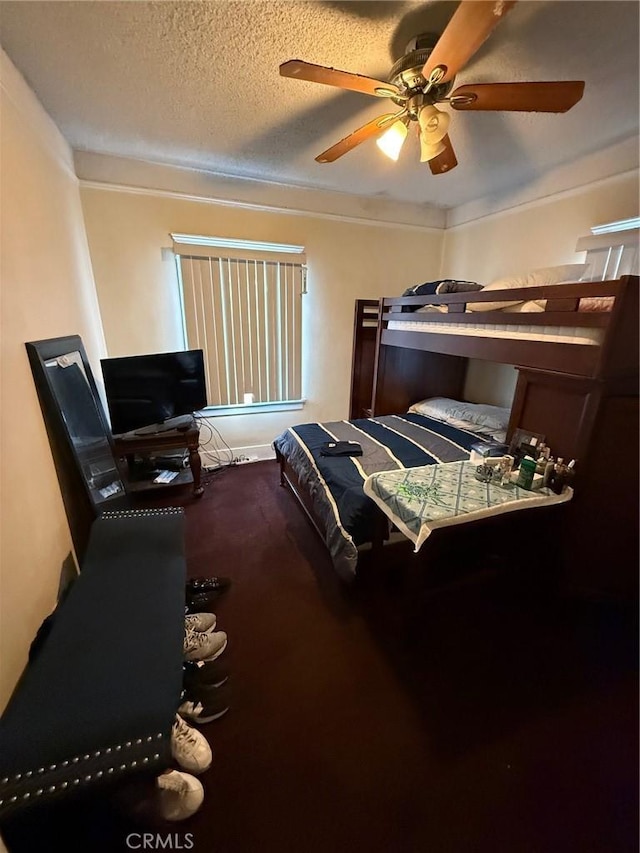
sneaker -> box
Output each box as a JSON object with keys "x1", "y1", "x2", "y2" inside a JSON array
[
  {"x1": 178, "y1": 686, "x2": 230, "y2": 724},
  {"x1": 171, "y1": 715, "x2": 212, "y2": 774},
  {"x1": 183, "y1": 657, "x2": 230, "y2": 690},
  {"x1": 183, "y1": 678, "x2": 231, "y2": 704},
  {"x1": 185, "y1": 592, "x2": 218, "y2": 615},
  {"x1": 156, "y1": 770, "x2": 204, "y2": 821},
  {"x1": 187, "y1": 576, "x2": 231, "y2": 596},
  {"x1": 183, "y1": 628, "x2": 228, "y2": 662},
  {"x1": 184, "y1": 613, "x2": 216, "y2": 633}
]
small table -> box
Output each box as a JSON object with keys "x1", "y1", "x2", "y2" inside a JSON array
[
  {"x1": 113, "y1": 420, "x2": 204, "y2": 498},
  {"x1": 364, "y1": 460, "x2": 573, "y2": 552}
]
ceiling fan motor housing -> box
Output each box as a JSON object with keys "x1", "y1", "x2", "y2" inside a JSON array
[{"x1": 389, "y1": 33, "x2": 454, "y2": 110}]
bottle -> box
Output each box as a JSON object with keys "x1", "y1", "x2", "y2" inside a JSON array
[
  {"x1": 491, "y1": 462, "x2": 503, "y2": 485},
  {"x1": 517, "y1": 456, "x2": 536, "y2": 490},
  {"x1": 500, "y1": 454, "x2": 514, "y2": 486},
  {"x1": 549, "y1": 458, "x2": 565, "y2": 494},
  {"x1": 543, "y1": 455, "x2": 555, "y2": 488},
  {"x1": 535, "y1": 449, "x2": 547, "y2": 475},
  {"x1": 563, "y1": 459, "x2": 576, "y2": 491}
]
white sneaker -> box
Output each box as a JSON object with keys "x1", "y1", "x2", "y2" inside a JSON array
[
  {"x1": 156, "y1": 770, "x2": 204, "y2": 821},
  {"x1": 183, "y1": 628, "x2": 228, "y2": 662},
  {"x1": 184, "y1": 613, "x2": 216, "y2": 633},
  {"x1": 171, "y1": 714, "x2": 212, "y2": 774}
]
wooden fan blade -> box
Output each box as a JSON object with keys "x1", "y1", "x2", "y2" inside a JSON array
[
  {"x1": 449, "y1": 81, "x2": 585, "y2": 112},
  {"x1": 315, "y1": 112, "x2": 404, "y2": 163},
  {"x1": 423, "y1": 1, "x2": 516, "y2": 84},
  {"x1": 280, "y1": 60, "x2": 401, "y2": 98},
  {"x1": 428, "y1": 134, "x2": 458, "y2": 175}
]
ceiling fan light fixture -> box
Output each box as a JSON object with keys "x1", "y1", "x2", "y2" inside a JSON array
[
  {"x1": 281, "y1": 5, "x2": 585, "y2": 175},
  {"x1": 376, "y1": 120, "x2": 408, "y2": 161},
  {"x1": 419, "y1": 136, "x2": 446, "y2": 163},
  {"x1": 418, "y1": 104, "x2": 450, "y2": 144}
]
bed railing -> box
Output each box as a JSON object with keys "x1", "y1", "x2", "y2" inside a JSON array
[
  {"x1": 382, "y1": 277, "x2": 626, "y2": 318},
  {"x1": 378, "y1": 275, "x2": 638, "y2": 380}
]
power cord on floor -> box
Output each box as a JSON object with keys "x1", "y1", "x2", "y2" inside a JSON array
[{"x1": 196, "y1": 415, "x2": 249, "y2": 470}]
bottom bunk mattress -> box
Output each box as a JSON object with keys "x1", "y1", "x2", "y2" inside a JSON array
[{"x1": 273, "y1": 413, "x2": 483, "y2": 580}]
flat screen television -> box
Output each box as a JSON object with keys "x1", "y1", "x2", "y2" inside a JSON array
[{"x1": 100, "y1": 349, "x2": 207, "y2": 435}]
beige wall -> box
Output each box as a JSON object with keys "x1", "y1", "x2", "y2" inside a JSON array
[
  {"x1": 442, "y1": 172, "x2": 640, "y2": 406},
  {"x1": 79, "y1": 185, "x2": 445, "y2": 454},
  {"x1": 0, "y1": 52, "x2": 106, "y2": 710},
  {"x1": 442, "y1": 171, "x2": 639, "y2": 285},
  {"x1": 80, "y1": 167, "x2": 639, "y2": 444}
]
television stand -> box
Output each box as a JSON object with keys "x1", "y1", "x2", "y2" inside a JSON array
[
  {"x1": 113, "y1": 416, "x2": 204, "y2": 497},
  {"x1": 134, "y1": 414, "x2": 194, "y2": 436}
]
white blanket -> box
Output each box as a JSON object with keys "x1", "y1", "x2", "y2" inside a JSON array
[{"x1": 363, "y1": 460, "x2": 573, "y2": 552}]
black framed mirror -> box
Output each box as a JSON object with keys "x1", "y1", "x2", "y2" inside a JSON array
[{"x1": 26, "y1": 335, "x2": 128, "y2": 560}]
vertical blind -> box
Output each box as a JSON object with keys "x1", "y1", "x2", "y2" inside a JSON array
[
  {"x1": 575, "y1": 229, "x2": 639, "y2": 281},
  {"x1": 177, "y1": 252, "x2": 304, "y2": 407}
]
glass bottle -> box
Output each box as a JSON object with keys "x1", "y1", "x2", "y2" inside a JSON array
[{"x1": 543, "y1": 455, "x2": 555, "y2": 488}]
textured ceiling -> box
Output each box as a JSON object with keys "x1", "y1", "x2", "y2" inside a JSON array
[{"x1": 0, "y1": 0, "x2": 638, "y2": 209}]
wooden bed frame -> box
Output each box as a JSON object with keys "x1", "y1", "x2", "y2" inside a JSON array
[
  {"x1": 381, "y1": 279, "x2": 634, "y2": 371},
  {"x1": 280, "y1": 275, "x2": 639, "y2": 598}
]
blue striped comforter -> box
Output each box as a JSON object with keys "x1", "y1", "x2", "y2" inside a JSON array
[{"x1": 273, "y1": 414, "x2": 482, "y2": 580}]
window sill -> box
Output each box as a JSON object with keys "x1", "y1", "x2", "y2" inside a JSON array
[{"x1": 197, "y1": 400, "x2": 305, "y2": 418}]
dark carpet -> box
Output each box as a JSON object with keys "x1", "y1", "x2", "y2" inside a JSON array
[{"x1": 3, "y1": 461, "x2": 638, "y2": 852}]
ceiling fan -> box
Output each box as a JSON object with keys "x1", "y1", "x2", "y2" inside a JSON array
[{"x1": 279, "y1": 0, "x2": 585, "y2": 175}]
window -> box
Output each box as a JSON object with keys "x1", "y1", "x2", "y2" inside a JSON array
[
  {"x1": 172, "y1": 235, "x2": 306, "y2": 413},
  {"x1": 575, "y1": 218, "x2": 639, "y2": 282}
]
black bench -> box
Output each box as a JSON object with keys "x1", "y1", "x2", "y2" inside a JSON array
[{"x1": 0, "y1": 508, "x2": 186, "y2": 819}]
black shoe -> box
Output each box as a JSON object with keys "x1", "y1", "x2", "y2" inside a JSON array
[
  {"x1": 183, "y1": 657, "x2": 230, "y2": 691},
  {"x1": 183, "y1": 678, "x2": 230, "y2": 705},
  {"x1": 185, "y1": 592, "x2": 219, "y2": 614},
  {"x1": 186, "y1": 576, "x2": 231, "y2": 596},
  {"x1": 178, "y1": 683, "x2": 231, "y2": 725}
]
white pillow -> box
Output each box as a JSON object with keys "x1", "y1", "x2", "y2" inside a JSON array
[
  {"x1": 415, "y1": 304, "x2": 447, "y2": 313},
  {"x1": 408, "y1": 397, "x2": 510, "y2": 438},
  {"x1": 468, "y1": 264, "x2": 588, "y2": 312},
  {"x1": 501, "y1": 300, "x2": 546, "y2": 313}
]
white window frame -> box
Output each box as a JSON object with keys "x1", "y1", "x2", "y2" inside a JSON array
[
  {"x1": 172, "y1": 234, "x2": 307, "y2": 416},
  {"x1": 575, "y1": 218, "x2": 639, "y2": 281}
]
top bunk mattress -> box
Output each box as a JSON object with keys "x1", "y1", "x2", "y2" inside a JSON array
[{"x1": 386, "y1": 316, "x2": 603, "y2": 346}]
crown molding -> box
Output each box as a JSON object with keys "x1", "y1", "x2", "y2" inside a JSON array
[
  {"x1": 74, "y1": 150, "x2": 446, "y2": 231},
  {"x1": 446, "y1": 137, "x2": 639, "y2": 229}
]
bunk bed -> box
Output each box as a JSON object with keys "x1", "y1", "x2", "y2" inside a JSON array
[
  {"x1": 275, "y1": 274, "x2": 639, "y2": 596},
  {"x1": 379, "y1": 278, "x2": 633, "y2": 378}
]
